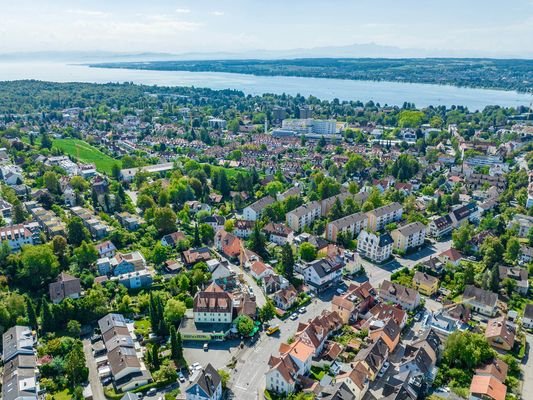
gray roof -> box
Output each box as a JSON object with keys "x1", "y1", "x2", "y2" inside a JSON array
[
  {"x1": 524, "y1": 304, "x2": 533, "y2": 320},
  {"x1": 289, "y1": 201, "x2": 321, "y2": 218},
  {"x1": 329, "y1": 212, "x2": 368, "y2": 230},
  {"x1": 246, "y1": 195, "x2": 275, "y2": 213},
  {"x1": 98, "y1": 313, "x2": 127, "y2": 335},
  {"x1": 395, "y1": 221, "x2": 426, "y2": 237},
  {"x1": 368, "y1": 202, "x2": 402, "y2": 218},
  {"x1": 2, "y1": 326, "x2": 34, "y2": 363},
  {"x1": 186, "y1": 363, "x2": 221, "y2": 398},
  {"x1": 463, "y1": 285, "x2": 497, "y2": 308}
]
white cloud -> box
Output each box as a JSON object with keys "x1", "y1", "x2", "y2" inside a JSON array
[
  {"x1": 175, "y1": 8, "x2": 191, "y2": 14},
  {"x1": 66, "y1": 9, "x2": 109, "y2": 18},
  {"x1": 210, "y1": 11, "x2": 225, "y2": 16}
]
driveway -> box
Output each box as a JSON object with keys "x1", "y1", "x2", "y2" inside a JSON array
[
  {"x1": 521, "y1": 334, "x2": 533, "y2": 399},
  {"x1": 82, "y1": 339, "x2": 105, "y2": 400}
]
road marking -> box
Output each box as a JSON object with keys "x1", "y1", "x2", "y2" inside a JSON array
[{"x1": 234, "y1": 385, "x2": 248, "y2": 391}]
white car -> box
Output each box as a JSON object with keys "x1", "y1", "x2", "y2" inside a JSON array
[
  {"x1": 298, "y1": 307, "x2": 306, "y2": 314},
  {"x1": 289, "y1": 313, "x2": 298, "y2": 321}
]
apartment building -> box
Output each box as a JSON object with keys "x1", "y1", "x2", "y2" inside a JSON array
[
  {"x1": 357, "y1": 231, "x2": 393, "y2": 263},
  {"x1": 0, "y1": 224, "x2": 34, "y2": 251},
  {"x1": 379, "y1": 280, "x2": 421, "y2": 311},
  {"x1": 366, "y1": 202, "x2": 403, "y2": 232},
  {"x1": 326, "y1": 212, "x2": 368, "y2": 242},
  {"x1": 286, "y1": 201, "x2": 321, "y2": 232},
  {"x1": 391, "y1": 221, "x2": 427, "y2": 253},
  {"x1": 193, "y1": 283, "x2": 233, "y2": 324},
  {"x1": 243, "y1": 195, "x2": 275, "y2": 221}
]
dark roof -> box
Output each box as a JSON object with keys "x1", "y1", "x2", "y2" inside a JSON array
[
  {"x1": 187, "y1": 363, "x2": 221, "y2": 398},
  {"x1": 464, "y1": 285, "x2": 498, "y2": 308},
  {"x1": 378, "y1": 233, "x2": 394, "y2": 247},
  {"x1": 452, "y1": 202, "x2": 477, "y2": 221},
  {"x1": 432, "y1": 214, "x2": 453, "y2": 229},
  {"x1": 305, "y1": 258, "x2": 344, "y2": 278}
]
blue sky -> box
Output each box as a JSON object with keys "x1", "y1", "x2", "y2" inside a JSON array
[{"x1": 1, "y1": 0, "x2": 532, "y2": 56}]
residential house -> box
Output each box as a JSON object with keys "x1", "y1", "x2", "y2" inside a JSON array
[
  {"x1": 428, "y1": 215, "x2": 453, "y2": 238},
  {"x1": 250, "y1": 260, "x2": 274, "y2": 281},
  {"x1": 331, "y1": 282, "x2": 377, "y2": 324},
  {"x1": 438, "y1": 248, "x2": 463, "y2": 266},
  {"x1": 185, "y1": 363, "x2": 222, "y2": 400},
  {"x1": 357, "y1": 231, "x2": 393, "y2": 263},
  {"x1": 263, "y1": 222, "x2": 294, "y2": 245},
  {"x1": 412, "y1": 271, "x2": 439, "y2": 296},
  {"x1": 368, "y1": 303, "x2": 408, "y2": 329},
  {"x1": 366, "y1": 202, "x2": 403, "y2": 232},
  {"x1": 508, "y1": 213, "x2": 532, "y2": 238},
  {"x1": 214, "y1": 230, "x2": 241, "y2": 260},
  {"x1": 498, "y1": 266, "x2": 529, "y2": 295},
  {"x1": 115, "y1": 212, "x2": 142, "y2": 231},
  {"x1": 118, "y1": 270, "x2": 153, "y2": 289},
  {"x1": 0, "y1": 224, "x2": 34, "y2": 251},
  {"x1": 1, "y1": 326, "x2": 38, "y2": 400},
  {"x1": 463, "y1": 285, "x2": 498, "y2": 317},
  {"x1": 96, "y1": 240, "x2": 117, "y2": 258},
  {"x1": 523, "y1": 304, "x2": 533, "y2": 329},
  {"x1": 391, "y1": 222, "x2": 426, "y2": 253},
  {"x1": 97, "y1": 313, "x2": 151, "y2": 391},
  {"x1": 111, "y1": 251, "x2": 146, "y2": 276},
  {"x1": 379, "y1": 280, "x2": 421, "y2": 311},
  {"x1": 233, "y1": 220, "x2": 254, "y2": 239},
  {"x1": 301, "y1": 258, "x2": 344, "y2": 293},
  {"x1": 368, "y1": 319, "x2": 401, "y2": 352},
  {"x1": 49, "y1": 272, "x2": 82, "y2": 303},
  {"x1": 470, "y1": 375, "x2": 506, "y2": 400},
  {"x1": 243, "y1": 195, "x2": 275, "y2": 221},
  {"x1": 485, "y1": 317, "x2": 515, "y2": 351},
  {"x1": 202, "y1": 215, "x2": 225, "y2": 232},
  {"x1": 273, "y1": 285, "x2": 298, "y2": 310},
  {"x1": 326, "y1": 212, "x2": 368, "y2": 243},
  {"x1": 161, "y1": 231, "x2": 187, "y2": 247},
  {"x1": 182, "y1": 247, "x2": 212, "y2": 266},
  {"x1": 398, "y1": 329, "x2": 441, "y2": 383},
  {"x1": 286, "y1": 201, "x2": 321, "y2": 232},
  {"x1": 193, "y1": 283, "x2": 233, "y2": 324},
  {"x1": 520, "y1": 245, "x2": 533, "y2": 264},
  {"x1": 263, "y1": 274, "x2": 289, "y2": 295},
  {"x1": 352, "y1": 337, "x2": 389, "y2": 381},
  {"x1": 335, "y1": 365, "x2": 369, "y2": 400}
]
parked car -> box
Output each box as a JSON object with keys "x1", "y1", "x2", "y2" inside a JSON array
[
  {"x1": 178, "y1": 372, "x2": 186, "y2": 383},
  {"x1": 90, "y1": 334, "x2": 101, "y2": 343},
  {"x1": 101, "y1": 376, "x2": 112, "y2": 386},
  {"x1": 298, "y1": 307, "x2": 306, "y2": 314},
  {"x1": 203, "y1": 343, "x2": 209, "y2": 351},
  {"x1": 147, "y1": 388, "x2": 157, "y2": 396},
  {"x1": 289, "y1": 313, "x2": 298, "y2": 321}
]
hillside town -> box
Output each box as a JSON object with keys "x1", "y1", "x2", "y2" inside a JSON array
[{"x1": 0, "y1": 80, "x2": 532, "y2": 400}]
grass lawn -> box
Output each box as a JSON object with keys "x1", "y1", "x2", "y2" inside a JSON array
[
  {"x1": 134, "y1": 318, "x2": 151, "y2": 337},
  {"x1": 52, "y1": 389, "x2": 72, "y2": 400},
  {"x1": 52, "y1": 139, "x2": 120, "y2": 175}
]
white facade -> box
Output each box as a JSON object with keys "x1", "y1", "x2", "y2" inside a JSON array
[
  {"x1": 286, "y1": 202, "x2": 321, "y2": 231},
  {"x1": 357, "y1": 231, "x2": 393, "y2": 263},
  {"x1": 194, "y1": 311, "x2": 232, "y2": 324}
]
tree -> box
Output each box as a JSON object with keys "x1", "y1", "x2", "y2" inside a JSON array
[
  {"x1": 169, "y1": 325, "x2": 182, "y2": 361},
  {"x1": 218, "y1": 369, "x2": 230, "y2": 389},
  {"x1": 67, "y1": 320, "x2": 81, "y2": 337},
  {"x1": 153, "y1": 207, "x2": 177, "y2": 234},
  {"x1": 151, "y1": 344, "x2": 161, "y2": 370},
  {"x1": 259, "y1": 300, "x2": 276, "y2": 322},
  {"x1": 504, "y1": 237, "x2": 520, "y2": 264},
  {"x1": 328, "y1": 197, "x2": 344, "y2": 220},
  {"x1": 281, "y1": 243, "x2": 295, "y2": 280},
  {"x1": 20, "y1": 245, "x2": 59, "y2": 289},
  {"x1": 199, "y1": 223, "x2": 215, "y2": 244},
  {"x1": 40, "y1": 298, "x2": 55, "y2": 334},
  {"x1": 193, "y1": 223, "x2": 201, "y2": 247},
  {"x1": 65, "y1": 344, "x2": 89, "y2": 385},
  {"x1": 443, "y1": 331, "x2": 494, "y2": 370},
  {"x1": 248, "y1": 223, "x2": 267, "y2": 258},
  {"x1": 489, "y1": 265, "x2": 500, "y2": 293},
  {"x1": 299, "y1": 242, "x2": 317, "y2": 262},
  {"x1": 74, "y1": 241, "x2": 98, "y2": 268},
  {"x1": 51, "y1": 235, "x2": 69, "y2": 268},
  {"x1": 452, "y1": 223, "x2": 472, "y2": 253},
  {"x1": 236, "y1": 315, "x2": 254, "y2": 336},
  {"x1": 163, "y1": 298, "x2": 186, "y2": 326},
  {"x1": 151, "y1": 242, "x2": 169, "y2": 265},
  {"x1": 464, "y1": 263, "x2": 475, "y2": 285},
  {"x1": 40, "y1": 133, "x2": 53, "y2": 149},
  {"x1": 25, "y1": 296, "x2": 38, "y2": 330},
  {"x1": 12, "y1": 203, "x2": 26, "y2": 224},
  {"x1": 111, "y1": 163, "x2": 121, "y2": 180},
  {"x1": 67, "y1": 217, "x2": 90, "y2": 247},
  {"x1": 43, "y1": 171, "x2": 60, "y2": 194}
]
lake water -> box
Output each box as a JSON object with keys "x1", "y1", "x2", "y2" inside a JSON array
[{"x1": 0, "y1": 61, "x2": 531, "y2": 110}]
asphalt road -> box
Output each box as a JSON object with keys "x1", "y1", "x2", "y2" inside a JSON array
[
  {"x1": 521, "y1": 334, "x2": 533, "y2": 400},
  {"x1": 82, "y1": 339, "x2": 105, "y2": 400}
]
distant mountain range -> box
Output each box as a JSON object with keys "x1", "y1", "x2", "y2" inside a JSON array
[{"x1": 1, "y1": 42, "x2": 531, "y2": 62}]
